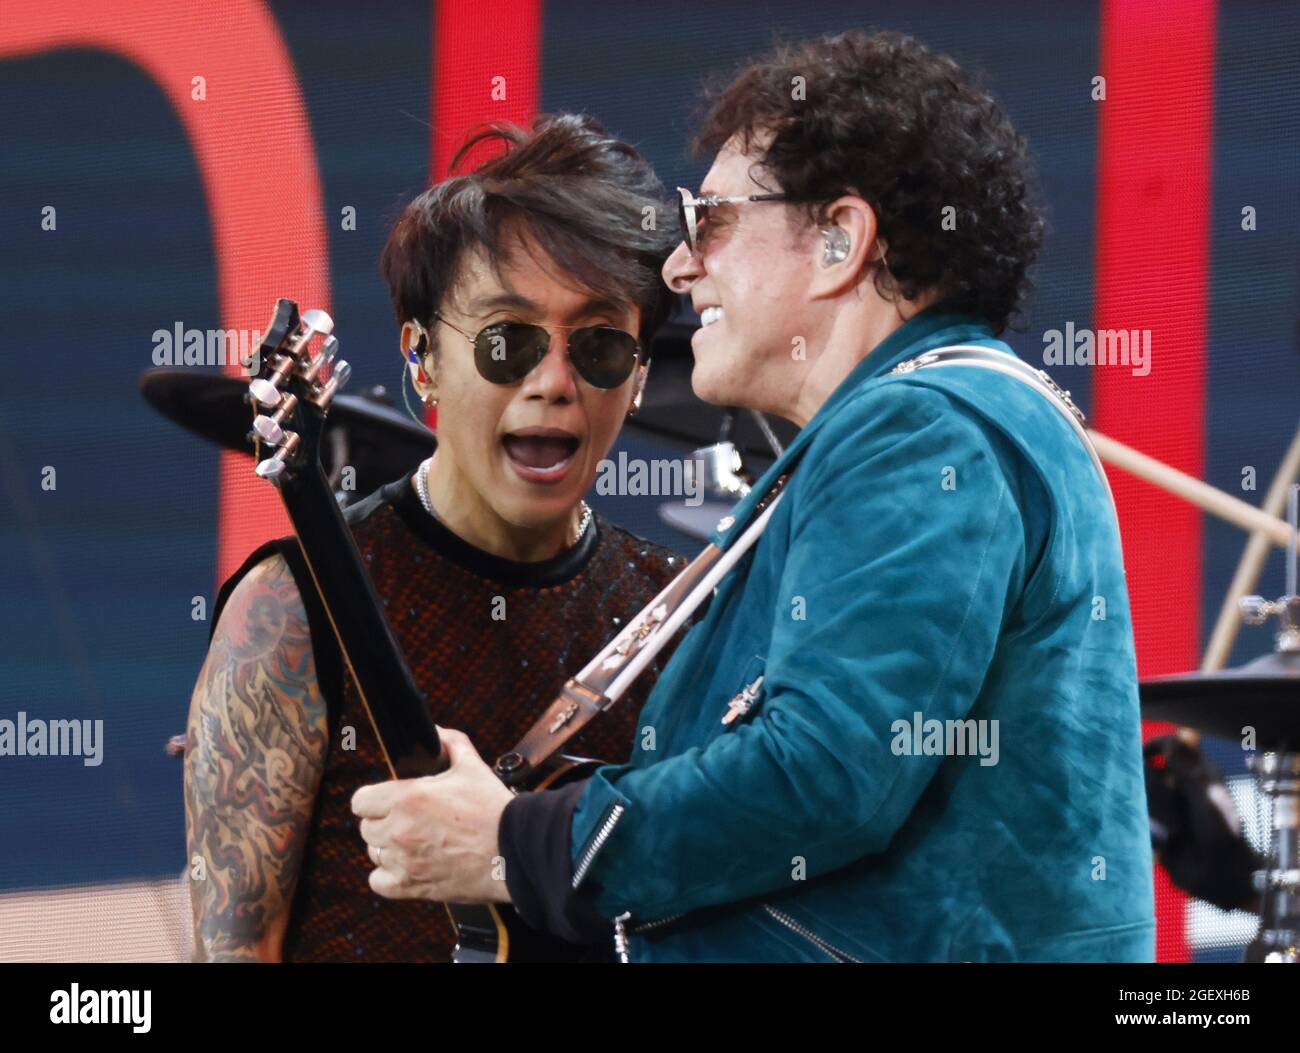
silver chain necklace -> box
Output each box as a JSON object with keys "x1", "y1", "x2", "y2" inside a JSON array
[{"x1": 414, "y1": 457, "x2": 592, "y2": 547}]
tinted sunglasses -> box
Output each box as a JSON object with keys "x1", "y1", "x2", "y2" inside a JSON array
[
  {"x1": 432, "y1": 315, "x2": 642, "y2": 389},
  {"x1": 677, "y1": 186, "x2": 788, "y2": 254}
]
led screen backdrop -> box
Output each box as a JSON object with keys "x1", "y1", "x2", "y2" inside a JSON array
[{"x1": 0, "y1": 0, "x2": 1296, "y2": 962}]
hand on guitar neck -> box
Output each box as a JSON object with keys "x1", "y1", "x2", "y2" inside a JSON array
[{"x1": 352, "y1": 728, "x2": 514, "y2": 905}]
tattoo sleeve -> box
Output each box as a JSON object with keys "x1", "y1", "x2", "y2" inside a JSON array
[{"x1": 183, "y1": 554, "x2": 328, "y2": 962}]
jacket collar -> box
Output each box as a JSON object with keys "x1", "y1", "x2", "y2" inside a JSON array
[{"x1": 707, "y1": 306, "x2": 999, "y2": 549}]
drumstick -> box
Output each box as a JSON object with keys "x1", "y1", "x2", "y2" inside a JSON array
[
  {"x1": 1088, "y1": 430, "x2": 1300, "y2": 748},
  {"x1": 1088, "y1": 430, "x2": 1300, "y2": 549},
  {"x1": 1201, "y1": 424, "x2": 1300, "y2": 671},
  {"x1": 1086, "y1": 430, "x2": 1299, "y2": 748}
]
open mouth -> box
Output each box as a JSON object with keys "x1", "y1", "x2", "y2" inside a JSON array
[{"x1": 502, "y1": 428, "x2": 581, "y2": 482}]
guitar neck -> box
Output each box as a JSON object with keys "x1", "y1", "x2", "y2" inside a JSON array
[{"x1": 279, "y1": 462, "x2": 445, "y2": 779}]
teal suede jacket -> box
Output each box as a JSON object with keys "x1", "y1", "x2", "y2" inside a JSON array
[{"x1": 566, "y1": 309, "x2": 1155, "y2": 962}]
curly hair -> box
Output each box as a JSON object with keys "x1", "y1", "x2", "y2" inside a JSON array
[
  {"x1": 380, "y1": 113, "x2": 677, "y2": 358},
  {"x1": 695, "y1": 30, "x2": 1045, "y2": 334}
]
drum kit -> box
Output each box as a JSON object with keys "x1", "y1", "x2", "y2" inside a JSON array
[
  {"x1": 142, "y1": 319, "x2": 1300, "y2": 963},
  {"x1": 1141, "y1": 490, "x2": 1300, "y2": 963}
]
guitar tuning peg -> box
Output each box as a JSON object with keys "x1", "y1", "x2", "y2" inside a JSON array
[
  {"x1": 299, "y1": 308, "x2": 334, "y2": 337},
  {"x1": 313, "y1": 359, "x2": 352, "y2": 408},
  {"x1": 254, "y1": 456, "x2": 286, "y2": 479},
  {"x1": 248, "y1": 377, "x2": 282, "y2": 408},
  {"x1": 250, "y1": 393, "x2": 298, "y2": 446},
  {"x1": 302, "y1": 335, "x2": 340, "y2": 384},
  {"x1": 252, "y1": 414, "x2": 284, "y2": 445},
  {"x1": 253, "y1": 431, "x2": 300, "y2": 481},
  {"x1": 287, "y1": 309, "x2": 335, "y2": 363}
]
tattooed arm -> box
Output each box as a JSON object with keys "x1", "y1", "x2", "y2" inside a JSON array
[{"x1": 183, "y1": 553, "x2": 328, "y2": 962}]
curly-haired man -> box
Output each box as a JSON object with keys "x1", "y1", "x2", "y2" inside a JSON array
[{"x1": 354, "y1": 30, "x2": 1156, "y2": 963}]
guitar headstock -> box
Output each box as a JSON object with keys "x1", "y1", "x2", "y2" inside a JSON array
[{"x1": 245, "y1": 298, "x2": 349, "y2": 483}]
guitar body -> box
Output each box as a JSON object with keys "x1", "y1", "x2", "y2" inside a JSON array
[{"x1": 245, "y1": 299, "x2": 608, "y2": 963}]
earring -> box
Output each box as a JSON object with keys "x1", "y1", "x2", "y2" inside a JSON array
[{"x1": 821, "y1": 226, "x2": 850, "y2": 265}]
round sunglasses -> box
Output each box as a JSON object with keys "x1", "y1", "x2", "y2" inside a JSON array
[{"x1": 433, "y1": 315, "x2": 642, "y2": 389}]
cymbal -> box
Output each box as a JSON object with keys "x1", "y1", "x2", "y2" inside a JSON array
[
  {"x1": 139, "y1": 368, "x2": 435, "y2": 498},
  {"x1": 1141, "y1": 651, "x2": 1300, "y2": 749}
]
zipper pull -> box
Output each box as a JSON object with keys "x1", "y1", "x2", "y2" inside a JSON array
[
  {"x1": 613, "y1": 912, "x2": 632, "y2": 964},
  {"x1": 721, "y1": 674, "x2": 764, "y2": 727}
]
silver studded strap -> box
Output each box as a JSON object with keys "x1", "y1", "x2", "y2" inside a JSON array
[{"x1": 890, "y1": 344, "x2": 1114, "y2": 505}]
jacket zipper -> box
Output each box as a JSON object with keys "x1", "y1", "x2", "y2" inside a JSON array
[
  {"x1": 612, "y1": 913, "x2": 632, "y2": 963},
  {"x1": 720, "y1": 674, "x2": 764, "y2": 728},
  {"x1": 612, "y1": 910, "x2": 686, "y2": 964},
  {"x1": 612, "y1": 671, "x2": 763, "y2": 958},
  {"x1": 572, "y1": 775, "x2": 857, "y2": 966},
  {"x1": 615, "y1": 905, "x2": 860, "y2": 964},
  {"x1": 762, "y1": 904, "x2": 863, "y2": 963},
  {"x1": 572, "y1": 801, "x2": 625, "y2": 890},
  {"x1": 573, "y1": 800, "x2": 686, "y2": 963}
]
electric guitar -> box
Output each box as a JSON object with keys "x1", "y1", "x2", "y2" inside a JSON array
[{"x1": 243, "y1": 298, "x2": 603, "y2": 962}]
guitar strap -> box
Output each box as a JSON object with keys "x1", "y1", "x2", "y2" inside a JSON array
[
  {"x1": 496, "y1": 345, "x2": 1107, "y2": 783},
  {"x1": 889, "y1": 344, "x2": 1114, "y2": 502},
  {"x1": 495, "y1": 469, "x2": 796, "y2": 785}
]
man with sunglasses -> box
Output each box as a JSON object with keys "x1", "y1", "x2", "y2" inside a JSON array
[
  {"x1": 183, "y1": 114, "x2": 684, "y2": 961},
  {"x1": 356, "y1": 32, "x2": 1154, "y2": 962}
]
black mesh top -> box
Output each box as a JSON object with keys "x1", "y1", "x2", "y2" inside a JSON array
[{"x1": 210, "y1": 471, "x2": 684, "y2": 962}]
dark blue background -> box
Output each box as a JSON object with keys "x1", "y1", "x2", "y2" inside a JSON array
[{"x1": 1, "y1": 1, "x2": 1295, "y2": 963}]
